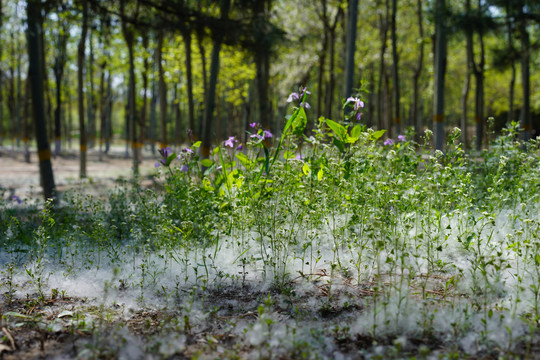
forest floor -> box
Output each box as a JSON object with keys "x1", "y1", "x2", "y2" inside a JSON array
[{"x1": 0, "y1": 145, "x2": 157, "y2": 203}]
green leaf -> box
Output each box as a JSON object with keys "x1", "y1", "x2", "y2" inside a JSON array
[
  {"x1": 292, "y1": 107, "x2": 308, "y2": 136},
  {"x1": 333, "y1": 138, "x2": 345, "y2": 153},
  {"x1": 235, "y1": 152, "x2": 251, "y2": 169},
  {"x1": 201, "y1": 159, "x2": 214, "y2": 168},
  {"x1": 351, "y1": 124, "x2": 363, "y2": 138},
  {"x1": 165, "y1": 153, "x2": 177, "y2": 167},
  {"x1": 317, "y1": 168, "x2": 324, "y2": 181},
  {"x1": 191, "y1": 141, "x2": 202, "y2": 149},
  {"x1": 368, "y1": 129, "x2": 387, "y2": 141},
  {"x1": 302, "y1": 162, "x2": 311, "y2": 176},
  {"x1": 326, "y1": 119, "x2": 347, "y2": 141}
]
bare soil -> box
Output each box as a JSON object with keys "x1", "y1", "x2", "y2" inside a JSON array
[{"x1": 0, "y1": 146, "x2": 157, "y2": 202}]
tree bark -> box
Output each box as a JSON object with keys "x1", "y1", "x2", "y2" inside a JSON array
[
  {"x1": 201, "y1": 0, "x2": 231, "y2": 161},
  {"x1": 343, "y1": 0, "x2": 358, "y2": 101},
  {"x1": 141, "y1": 32, "x2": 150, "y2": 153},
  {"x1": 377, "y1": 0, "x2": 389, "y2": 130},
  {"x1": 27, "y1": 0, "x2": 56, "y2": 202},
  {"x1": 181, "y1": 28, "x2": 195, "y2": 137},
  {"x1": 0, "y1": 0, "x2": 3, "y2": 146},
  {"x1": 78, "y1": 0, "x2": 88, "y2": 178},
  {"x1": 120, "y1": 0, "x2": 139, "y2": 175},
  {"x1": 157, "y1": 31, "x2": 168, "y2": 149},
  {"x1": 433, "y1": 0, "x2": 446, "y2": 151},
  {"x1": 391, "y1": 0, "x2": 400, "y2": 136},
  {"x1": 53, "y1": 6, "x2": 68, "y2": 156},
  {"x1": 412, "y1": 0, "x2": 424, "y2": 141},
  {"x1": 518, "y1": 7, "x2": 530, "y2": 140}
]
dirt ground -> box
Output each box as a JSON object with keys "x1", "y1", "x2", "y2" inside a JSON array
[{"x1": 0, "y1": 146, "x2": 158, "y2": 202}]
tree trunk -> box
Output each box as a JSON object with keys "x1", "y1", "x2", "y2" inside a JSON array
[
  {"x1": 53, "y1": 12, "x2": 68, "y2": 157},
  {"x1": 433, "y1": 0, "x2": 446, "y2": 151},
  {"x1": 377, "y1": 0, "x2": 389, "y2": 130},
  {"x1": 181, "y1": 28, "x2": 195, "y2": 136},
  {"x1": 519, "y1": 11, "x2": 530, "y2": 140},
  {"x1": 78, "y1": 0, "x2": 88, "y2": 178},
  {"x1": 0, "y1": 0, "x2": 3, "y2": 146},
  {"x1": 412, "y1": 0, "x2": 424, "y2": 141},
  {"x1": 391, "y1": 0, "x2": 400, "y2": 136},
  {"x1": 149, "y1": 52, "x2": 157, "y2": 153},
  {"x1": 201, "y1": 0, "x2": 231, "y2": 161},
  {"x1": 157, "y1": 31, "x2": 168, "y2": 149},
  {"x1": 23, "y1": 76, "x2": 31, "y2": 163},
  {"x1": 324, "y1": 7, "x2": 342, "y2": 120},
  {"x1": 461, "y1": 59, "x2": 470, "y2": 150},
  {"x1": 317, "y1": 27, "x2": 328, "y2": 119},
  {"x1": 87, "y1": 27, "x2": 96, "y2": 149},
  {"x1": 27, "y1": 0, "x2": 56, "y2": 202},
  {"x1": 141, "y1": 33, "x2": 150, "y2": 154},
  {"x1": 343, "y1": 0, "x2": 358, "y2": 100},
  {"x1": 120, "y1": 1, "x2": 139, "y2": 175}
]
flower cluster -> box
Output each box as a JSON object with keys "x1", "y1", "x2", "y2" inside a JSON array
[
  {"x1": 345, "y1": 96, "x2": 365, "y2": 121},
  {"x1": 287, "y1": 87, "x2": 311, "y2": 109},
  {"x1": 155, "y1": 146, "x2": 173, "y2": 168},
  {"x1": 384, "y1": 134, "x2": 406, "y2": 146}
]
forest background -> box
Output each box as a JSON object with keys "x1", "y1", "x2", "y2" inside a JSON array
[{"x1": 0, "y1": 0, "x2": 539, "y2": 201}]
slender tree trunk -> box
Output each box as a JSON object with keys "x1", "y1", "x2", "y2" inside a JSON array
[
  {"x1": 157, "y1": 31, "x2": 168, "y2": 149},
  {"x1": 141, "y1": 33, "x2": 150, "y2": 155},
  {"x1": 391, "y1": 0, "x2": 400, "y2": 136},
  {"x1": 412, "y1": 0, "x2": 424, "y2": 141},
  {"x1": 201, "y1": 0, "x2": 231, "y2": 161},
  {"x1": 517, "y1": 6, "x2": 530, "y2": 141},
  {"x1": 461, "y1": 60, "x2": 470, "y2": 150},
  {"x1": 149, "y1": 53, "x2": 157, "y2": 153},
  {"x1": 27, "y1": 0, "x2": 56, "y2": 201},
  {"x1": 120, "y1": 1, "x2": 139, "y2": 175},
  {"x1": 87, "y1": 27, "x2": 96, "y2": 149},
  {"x1": 181, "y1": 28, "x2": 195, "y2": 136},
  {"x1": 317, "y1": 28, "x2": 328, "y2": 119},
  {"x1": 53, "y1": 14, "x2": 68, "y2": 157},
  {"x1": 324, "y1": 8, "x2": 342, "y2": 120},
  {"x1": 23, "y1": 76, "x2": 31, "y2": 163},
  {"x1": 78, "y1": 0, "x2": 88, "y2": 178},
  {"x1": 0, "y1": 0, "x2": 3, "y2": 146},
  {"x1": 343, "y1": 0, "x2": 358, "y2": 101},
  {"x1": 433, "y1": 0, "x2": 446, "y2": 151},
  {"x1": 377, "y1": 0, "x2": 389, "y2": 130},
  {"x1": 253, "y1": 0, "x2": 272, "y2": 131},
  {"x1": 98, "y1": 61, "x2": 106, "y2": 161}
]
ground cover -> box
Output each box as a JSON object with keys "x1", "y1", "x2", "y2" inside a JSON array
[{"x1": 2, "y1": 99, "x2": 540, "y2": 359}]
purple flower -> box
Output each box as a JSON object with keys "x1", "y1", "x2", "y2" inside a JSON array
[
  {"x1": 236, "y1": 144, "x2": 243, "y2": 151},
  {"x1": 180, "y1": 164, "x2": 189, "y2": 172},
  {"x1": 156, "y1": 146, "x2": 173, "y2": 167},
  {"x1": 347, "y1": 97, "x2": 365, "y2": 111},
  {"x1": 158, "y1": 146, "x2": 172, "y2": 158},
  {"x1": 187, "y1": 129, "x2": 194, "y2": 142},
  {"x1": 263, "y1": 130, "x2": 273, "y2": 139},
  {"x1": 287, "y1": 92, "x2": 300, "y2": 103},
  {"x1": 225, "y1": 136, "x2": 237, "y2": 148},
  {"x1": 250, "y1": 133, "x2": 264, "y2": 141},
  {"x1": 397, "y1": 134, "x2": 406, "y2": 142},
  {"x1": 384, "y1": 139, "x2": 394, "y2": 146},
  {"x1": 12, "y1": 195, "x2": 22, "y2": 204},
  {"x1": 301, "y1": 102, "x2": 311, "y2": 109},
  {"x1": 295, "y1": 154, "x2": 305, "y2": 161},
  {"x1": 249, "y1": 122, "x2": 257, "y2": 129},
  {"x1": 184, "y1": 148, "x2": 194, "y2": 154},
  {"x1": 356, "y1": 112, "x2": 362, "y2": 121}
]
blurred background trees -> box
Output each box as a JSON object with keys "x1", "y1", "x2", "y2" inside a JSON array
[{"x1": 1, "y1": 0, "x2": 539, "y2": 175}]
